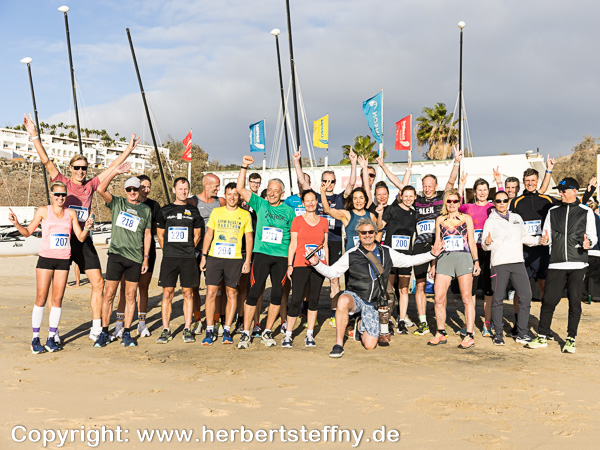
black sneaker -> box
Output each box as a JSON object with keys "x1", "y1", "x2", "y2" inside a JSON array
[
  {"x1": 329, "y1": 344, "x2": 344, "y2": 358},
  {"x1": 397, "y1": 321, "x2": 409, "y2": 335},
  {"x1": 515, "y1": 334, "x2": 532, "y2": 344},
  {"x1": 493, "y1": 334, "x2": 505, "y2": 346},
  {"x1": 509, "y1": 325, "x2": 518, "y2": 338},
  {"x1": 546, "y1": 331, "x2": 555, "y2": 341}
]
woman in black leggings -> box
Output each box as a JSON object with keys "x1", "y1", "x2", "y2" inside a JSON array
[{"x1": 285, "y1": 190, "x2": 329, "y2": 348}]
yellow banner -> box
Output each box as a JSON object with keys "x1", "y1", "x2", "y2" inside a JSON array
[{"x1": 312, "y1": 114, "x2": 329, "y2": 149}]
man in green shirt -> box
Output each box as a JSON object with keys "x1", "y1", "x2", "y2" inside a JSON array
[
  {"x1": 236, "y1": 155, "x2": 295, "y2": 349},
  {"x1": 94, "y1": 163, "x2": 152, "y2": 348}
]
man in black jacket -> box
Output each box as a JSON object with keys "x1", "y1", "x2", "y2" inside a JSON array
[
  {"x1": 527, "y1": 177, "x2": 597, "y2": 353},
  {"x1": 308, "y1": 218, "x2": 443, "y2": 358}
]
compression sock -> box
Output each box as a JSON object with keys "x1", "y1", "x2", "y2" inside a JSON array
[
  {"x1": 419, "y1": 315, "x2": 427, "y2": 324},
  {"x1": 48, "y1": 307, "x2": 62, "y2": 337},
  {"x1": 32, "y1": 305, "x2": 44, "y2": 338}
]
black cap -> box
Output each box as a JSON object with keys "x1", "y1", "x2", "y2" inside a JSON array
[{"x1": 555, "y1": 177, "x2": 579, "y2": 191}]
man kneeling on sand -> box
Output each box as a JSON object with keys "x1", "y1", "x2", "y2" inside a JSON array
[{"x1": 306, "y1": 218, "x2": 444, "y2": 358}]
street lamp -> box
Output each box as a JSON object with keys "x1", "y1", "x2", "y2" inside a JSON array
[
  {"x1": 58, "y1": 5, "x2": 83, "y2": 155},
  {"x1": 20, "y1": 57, "x2": 50, "y2": 203},
  {"x1": 271, "y1": 28, "x2": 294, "y2": 194}
]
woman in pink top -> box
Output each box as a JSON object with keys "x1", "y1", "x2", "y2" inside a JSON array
[
  {"x1": 23, "y1": 113, "x2": 140, "y2": 341},
  {"x1": 286, "y1": 190, "x2": 329, "y2": 348},
  {"x1": 458, "y1": 169, "x2": 503, "y2": 337},
  {"x1": 9, "y1": 181, "x2": 93, "y2": 354}
]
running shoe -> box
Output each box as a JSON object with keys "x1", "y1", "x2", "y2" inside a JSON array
[
  {"x1": 455, "y1": 327, "x2": 467, "y2": 338},
  {"x1": 413, "y1": 322, "x2": 430, "y2": 336},
  {"x1": 509, "y1": 325, "x2": 518, "y2": 338},
  {"x1": 252, "y1": 323, "x2": 262, "y2": 338},
  {"x1": 261, "y1": 330, "x2": 276, "y2": 347},
  {"x1": 427, "y1": 333, "x2": 448, "y2": 346},
  {"x1": 403, "y1": 318, "x2": 416, "y2": 328},
  {"x1": 525, "y1": 336, "x2": 548, "y2": 349},
  {"x1": 546, "y1": 332, "x2": 555, "y2": 341},
  {"x1": 156, "y1": 329, "x2": 172, "y2": 344},
  {"x1": 515, "y1": 334, "x2": 532, "y2": 344},
  {"x1": 137, "y1": 324, "x2": 151, "y2": 338},
  {"x1": 44, "y1": 337, "x2": 60, "y2": 352},
  {"x1": 202, "y1": 330, "x2": 217, "y2": 346},
  {"x1": 305, "y1": 335, "x2": 316, "y2": 347},
  {"x1": 280, "y1": 321, "x2": 287, "y2": 335},
  {"x1": 94, "y1": 331, "x2": 110, "y2": 348},
  {"x1": 233, "y1": 317, "x2": 244, "y2": 335},
  {"x1": 328, "y1": 344, "x2": 344, "y2": 358},
  {"x1": 31, "y1": 337, "x2": 46, "y2": 354},
  {"x1": 562, "y1": 337, "x2": 576, "y2": 354},
  {"x1": 482, "y1": 325, "x2": 492, "y2": 338},
  {"x1": 215, "y1": 322, "x2": 223, "y2": 337},
  {"x1": 89, "y1": 328, "x2": 101, "y2": 342},
  {"x1": 237, "y1": 333, "x2": 250, "y2": 349},
  {"x1": 190, "y1": 321, "x2": 203, "y2": 335},
  {"x1": 397, "y1": 321, "x2": 409, "y2": 335},
  {"x1": 458, "y1": 335, "x2": 475, "y2": 349},
  {"x1": 112, "y1": 326, "x2": 124, "y2": 340},
  {"x1": 54, "y1": 330, "x2": 62, "y2": 345},
  {"x1": 281, "y1": 336, "x2": 293, "y2": 348},
  {"x1": 493, "y1": 334, "x2": 505, "y2": 346},
  {"x1": 328, "y1": 317, "x2": 336, "y2": 328},
  {"x1": 121, "y1": 331, "x2": 137, "y2": 347},
  {"x1": 182, "y1": 328, "x2": 195, "y2": 343},
  {"x1": 222, "y1": 330, "x2": 233, "y2": 344}
]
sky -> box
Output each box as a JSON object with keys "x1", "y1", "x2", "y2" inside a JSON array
[{"x1": 2, "y1": 0, "x2": 599, "y2": 166}]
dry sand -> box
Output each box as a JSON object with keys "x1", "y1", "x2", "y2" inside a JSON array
[{"x1": 1, "y1": 246, "x2": 600, "y2": 449}]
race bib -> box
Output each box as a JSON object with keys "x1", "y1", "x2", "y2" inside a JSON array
[
  {"x1": 262, "y1": 227, "x2": 283, "y2": 244},
  {"x1": 443, "y1": 235, "x2": 463, "y2": 252},
  {"x1": 50, "y1": 233, "x2": 70, "y2": 250},
  {"x1": 168, "y1": 226, "x2": 188, "y2": 242},
  {"x1": 474, "y1": 229, "x2": 483, "y2": 244},
  {"x1": 305, "y1": 244, "x2": 325, "y2": 262},
  {"x1": 524, "y1": 220, "x2": 541, "y2": 236},
  {"x1": 116, "y1": 211, "x2": 140, "y2": 232},
  {"x1": 68, "y1": 205, "x2": 89, "y2": 221},
  {"x1": 392, "y1": 235, "x2": 410, "y2": 251},
  {"x1": 325, "y1": 215, "x2": 336, "y2": 230},
  {"x1": 215, "y1": 242, "x2": 236, "y2": 258},
  {"x1": 294, "y1": 207, "x2": 306, "y2": 216},
  {"x1": 417, "y1": 219, "x2": 435, "y2": 235},
  {"x1": 353, "y1": 235, "x2": 360, "y2": 247}
]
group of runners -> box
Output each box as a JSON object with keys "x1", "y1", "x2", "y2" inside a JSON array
[{"x1": 11, "y1": 113, "x2": 599, "y2": 357}]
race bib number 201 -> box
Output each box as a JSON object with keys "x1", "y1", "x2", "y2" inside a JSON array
[{"x1": 417, "y1": 220, "x2": 435, "y2": 235}]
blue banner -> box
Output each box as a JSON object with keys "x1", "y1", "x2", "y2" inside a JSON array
[
  {"x1": 362, "y1": 91, "x2": 383, "y2": 143},
  {"x1": 249, "y1": 120, "x2": 266, "y2": 152}
]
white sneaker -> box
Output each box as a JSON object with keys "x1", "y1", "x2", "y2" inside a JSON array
[
  {"x1": 281, "y1": 321, "x2": 287, "y2": 334},
  {"x1": 137, "y1": 325, "x2": 151, "y2": 338},
  {"x1": 54, "y1": 330, "x2": 62, "y2": 345},
  {"x1": 403, "y1": 318, "x2": 415, "y2": 328},
  {"x1": 191, "y1": 321, "x2": 203, "y2": 335},
  {"x1": 238, "y1": 333, "x2": 250, "y2": 349},
  {"x1": 261, "y1": 330, "x2": 276, "y2": 347}
]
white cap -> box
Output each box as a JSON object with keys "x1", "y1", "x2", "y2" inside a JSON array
[{"x1": 124, "y1": 177, "x2": 140, "y2": 189}]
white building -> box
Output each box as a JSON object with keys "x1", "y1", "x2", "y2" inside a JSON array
[
  {"x1": 0, "y1": 127, "x2": 168, "y2": 173},
  {"x1": 206, "y1": 151, "x2": 554, "y2": 198}
]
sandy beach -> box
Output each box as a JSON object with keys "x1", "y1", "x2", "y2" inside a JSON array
[{"x1": 1, "y1": 246, "x2": 600, "y2": 449}]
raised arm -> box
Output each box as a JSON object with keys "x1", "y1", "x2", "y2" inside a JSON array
[
  {"x1": 236, "y1": 155, "x2": 254, "y2": 203},
  {"x1": 23, "y1": 114, "x2": 59, "y2": 179},
  {"x1": 321, "y1": 181, "x2": 350, "y2": 225},
  {"x1": 292, "y1": 148, "x2": 310, "y2": 192},
  {"x1": 492, "y1": 166, "x2": 504, "y2": 191},
  {"x1": 97, "y1": 162, "x2": 131, "y2": 204},
  {"x1": 376, "y1": 153, "x2": 411, "y2": 190},
  {"x1": 582, "y1": 177, "x2": 597, "y2": 205},
  {"x1": 539, "y1": 155, "x2": 554, "y2": 195},
  {"x1": 8, "y1": 207, "x2": 44, "y2": 237},
  {"x1": 445, "y1": 147, "x2": 462, "y2": 191},
  {"x1": 358, "y1": 155, "x2": 373, "y2": 208},
  {"x1": 97, "y1": 133, "x2": 141, "y2": 183},
  {"x1": 343, "y1": 148, "x2": 358, "y2": 198},
  {"x1": 458, "y1": 172, "x2": 468, "y2": 199}
]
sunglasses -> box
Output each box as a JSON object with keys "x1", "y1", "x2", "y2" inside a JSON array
[
  {"x1": 322, "y1": 180, "x2": 336, "y2": 184},
  {"x1": 52, "y1": 192, "x2": 67, "y2": 198},
  {"x1": 446, "y1": 199, "x2": 460, "y2": 204},
  {"x1": 358, "y1": 230, "x2": 375, "y2": 235},
  {"x1": 368, "y1": 173, "x2": 376, "y2": 179},
  {"x1": 72, "y1": 166, "x2": 88, "y2": 171},
  {"x1": 494, "y1": 199, "x2": 510, "y2": 204},
  {"x1": 249, "y1": 180, "x2": 261, "y2": 184},
  {"x1": 125, "y1": 187, "x2": 139, "y2": 192}
]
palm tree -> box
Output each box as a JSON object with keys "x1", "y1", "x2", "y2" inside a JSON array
[
  {"x1": 340, "y1": 135, "x2": 379, "y2": 164},
  {"x1": 415, "y1": 102, "x2": 458, "y2": 160}
]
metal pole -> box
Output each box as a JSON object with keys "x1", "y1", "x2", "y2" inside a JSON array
[
  {"x1": 60, "y1": 8, "x2": 84, "y2": 155},
  {"x1": 126, "y1": 28, "x2": 170, "y2": 203},
  {"x1": 457, "y1": 25, "x2": 464, "y2": 179},
  {"x1": 24, "y1": 62, "x2": 50, "y2": 204},
  {"x1": 285, "y1": 0, "x2": 301, "y2": 156},
  {"x1": 274, "y1": 34, "x2": 294, "y2": 195}
]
